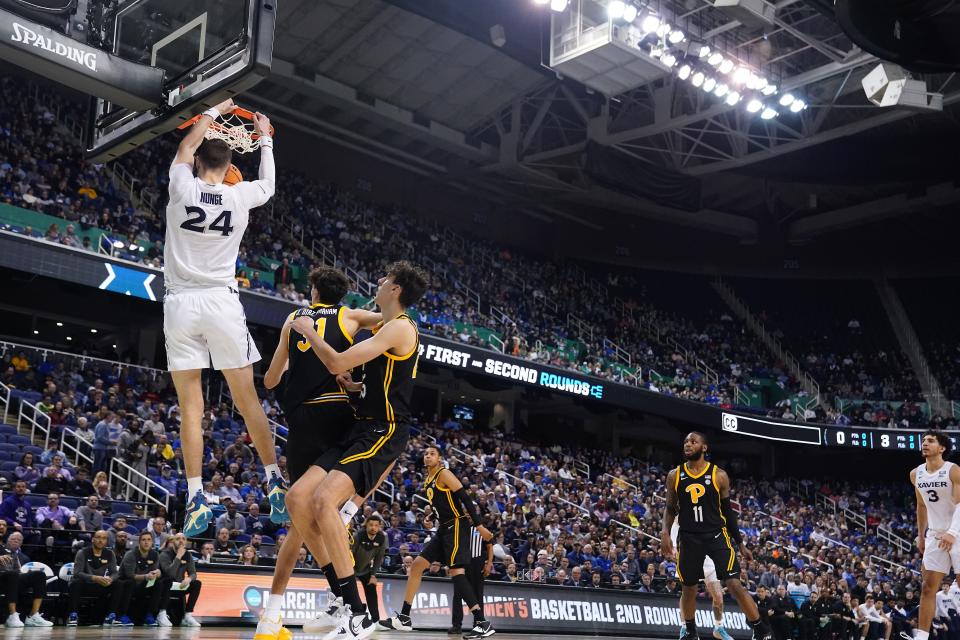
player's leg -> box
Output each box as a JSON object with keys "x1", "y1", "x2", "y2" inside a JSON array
[
  {"x1": 381, "y1": 536, "x2": 441, "y2": 632},
  {"x1": 914, "y1": 569, "x2": 947, "y2": 640},
  {"x1": 220, "y1": 364, "x2": 286, "y2": 517},
  {"x1": 447, "y1": 524, "x2": 493, "y2": 640},
  {"x1": 707, "y1": 534, "x2": 770, "y2": 640},
  {"x1": 677, "y1": 532, "x2": 704, "y2": 640},
  {"x1": 170, "y1": 369, "x2": 213, "y2": 537},
  {"x1": 340, "y1": 461, "x2": 396, "y2": 524},
  {"x1": 706, "y1": 571, "x2": 733, "y2": 640}
]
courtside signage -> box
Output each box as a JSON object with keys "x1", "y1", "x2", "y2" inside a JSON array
[{"x1": 193, "y1": 567, "x2": 751, "y2": 637}]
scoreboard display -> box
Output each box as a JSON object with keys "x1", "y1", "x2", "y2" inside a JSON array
[{"x1": 722, "y1": 413, "x2": 957, "y2": 451}]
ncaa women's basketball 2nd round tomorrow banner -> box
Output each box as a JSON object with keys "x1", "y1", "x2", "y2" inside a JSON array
[{"x1": 193, "y1": 566, "x2": 752, "y2": 637}]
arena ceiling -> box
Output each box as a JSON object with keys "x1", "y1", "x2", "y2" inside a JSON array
[{"x1": 248, "y1": 0, "x2": 960, "y2": 243}]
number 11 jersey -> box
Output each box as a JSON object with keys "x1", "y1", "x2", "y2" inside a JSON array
[
  {"x1": 164, "y1": 162, "x2": 272, "y2": 292},
  {"x1": 675, "y1": 462, "x2": 727, "y2": 534}
]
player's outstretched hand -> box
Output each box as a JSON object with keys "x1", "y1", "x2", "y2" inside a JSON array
[
  {"x1": 291, "y1": 315, "x2": 315, "y2": 336},
  {"x1": 254, "y1": 111, "x2": 271, "y2": 137},
  {"x1": 215, "y1": 98, "x2": 236, "y2": 116},
  {"x1": 660, "y1": 535, "x2": 674, "y2": 560}
]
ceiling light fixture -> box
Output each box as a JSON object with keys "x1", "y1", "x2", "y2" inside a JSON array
[
  {"x1": 607, "y1": 1, "x2": 625, "y2": 20},
  {"x1": 691, "y1": 72, "x2": 705, "y2": 87},
  {"x1": 779, "y1": 93, "x2": 795, "y2": 106},
  {"x1": 640, "y1": 15, "x2": 660, "y2": 33},
  {"x1": 623, "y1": 4, "x2": 638, "y2": 22},
  {"x1": 678, "y1": 64, "x2": 691, "y2": 80},
  {"x1": 760, "y1": 107, "x2": 778, "y2": 119},
  {"x1": 703, "y1": 77, "x2": 717, "y2": 92},
  {"x1": 718, "y1": 59, "x2": 735, "y2": 74},
  {"x1": 725, "y1": 91, "x2": 741, "y2": 105},
  {"x1": 746, "y1": 99, "x2": 763, "y2": 113}
]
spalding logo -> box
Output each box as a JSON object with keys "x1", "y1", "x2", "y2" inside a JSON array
[{"x1": 10, "y1": 23, "x2": 98, "y2": 72}]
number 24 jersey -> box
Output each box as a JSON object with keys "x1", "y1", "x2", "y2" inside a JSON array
[{"x1": 164, "y1": 162, "x2": 273, "y2": 292}]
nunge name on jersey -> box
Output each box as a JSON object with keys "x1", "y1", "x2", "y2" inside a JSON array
[{"x1": 200, "y1": 192, "x2": 223, "y2": 206}]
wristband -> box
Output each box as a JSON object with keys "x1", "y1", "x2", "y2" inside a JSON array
[
  {"x1": 202, "y1": 107, "x2": 221, "y2": 121},
  {"x1": 259, "y1": 134, "x2": 273, "y2": 149}
]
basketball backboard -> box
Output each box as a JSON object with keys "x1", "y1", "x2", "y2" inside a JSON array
[{"x1": 86, "y1": 0, "x2": 276, "y2": 162}]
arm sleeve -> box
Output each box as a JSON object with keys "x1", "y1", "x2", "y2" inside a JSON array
[
  {"x1": 720, "y1": 497, "x2": 742, "y2": 545},
  {"x1": 237, "y1": 143, "x2": 275, "y2": 208},
  {"x1": 452, "y1": 488, "x2": 482, "y2": 527}
]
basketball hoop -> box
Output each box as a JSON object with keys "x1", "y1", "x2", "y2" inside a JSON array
[{"x1": 177, "y1": 107, "x2": 275, "y2": 154}]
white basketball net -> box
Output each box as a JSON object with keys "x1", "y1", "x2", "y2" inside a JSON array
[{"x1": 204, "y1": 113, "x2": 262, "y2": 154}]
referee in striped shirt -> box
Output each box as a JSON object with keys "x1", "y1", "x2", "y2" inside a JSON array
[{"x1": 450, "y1": 519, "x2": 494, "y2": 633}]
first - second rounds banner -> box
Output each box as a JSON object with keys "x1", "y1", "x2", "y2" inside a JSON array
[{"x1": 193, "y1": 568, "x2": 753, "y2": 637}]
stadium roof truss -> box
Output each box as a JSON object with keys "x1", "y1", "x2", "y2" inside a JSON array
[{"x1": 249, "y1": 0, "x2": 960, "y2": 239}]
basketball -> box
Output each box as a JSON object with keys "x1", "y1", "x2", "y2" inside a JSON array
[{"x1": 224, "y1": 163, "x2": 243, "y2": 185}]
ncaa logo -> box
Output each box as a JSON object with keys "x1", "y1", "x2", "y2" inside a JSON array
[{"x1": 722, "y1": 414, "x2": 738, "y2": 432}]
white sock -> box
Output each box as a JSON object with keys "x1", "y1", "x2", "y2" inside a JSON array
[
  {"x1": 187, "y1": 477, "x2": 203, "y2": 498},
  {"x1": 264, "y1": 464, "x2": 281, "y2": 482},
  {"x1": 266, "y1": 593, "x2": 284, "y2": 616},
  {"x1": 714, "y1": 616, "x2": 724, "y2": 628},
  {"x1": 916, "y1": 631, "x2": 929, "y2": 640},
  {"x1": 340, "y1": 500, "x2": 359, "y2": 525}
]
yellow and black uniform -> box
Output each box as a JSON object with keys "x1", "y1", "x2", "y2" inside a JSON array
[
  {"x1": 280, "y1": 304, "x2": 355, "y2": 482},
  {"x1": 317, "y1": 315, "x2": 419, "y2": 495},
  {"x1": 674, "y1": 461, "x2": 740, "y2": 586},
  {"x1": 418, "y1": 467, "x2": 474, "y2": 569}
]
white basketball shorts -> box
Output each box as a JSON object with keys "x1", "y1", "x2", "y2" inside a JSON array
[
  {"x1": 163, "y1": 288, "x2": 261, "y2": 371},
  {"x1": 703, "y1": 555, "x2": 718, "y2": 584},
  {"x1": 922, "y1": 532, "x2": 960, "y2": 574}
]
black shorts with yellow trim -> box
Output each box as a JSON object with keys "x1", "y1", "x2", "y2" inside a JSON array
[
  {"x1": 676, "y1": 528, "x2": 740, "y2": 586},
  {"x1": 316, "y1": 419, "x2": 410, "y2": 496},
  {"x1": 284, "y1": 396, "x2": 354, "y2": 483},
  {"x1": 419, "y1": 517, "x2": 472, "y2": 569}
]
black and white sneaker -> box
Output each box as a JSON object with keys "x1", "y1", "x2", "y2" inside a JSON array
[
  {"x1": 750, "y1": 627, "x2": 772, "y2": 640},
  {"x1": 323, "y1": 611, "x2": 376, "y2": 640},
  {"x1": 377, "y1": 613, "x2": 412, "y2": 632},
  {"x1": 463, "y1": 620, "x2": 495, "y2": 639}
]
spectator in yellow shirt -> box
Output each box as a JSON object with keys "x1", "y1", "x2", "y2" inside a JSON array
[
  {"x1": 11, "y1": 352, "x2": 29, "y2": 372},
  {"x1": 236, "y1": 270, "x2": 251, "y2": 288}
]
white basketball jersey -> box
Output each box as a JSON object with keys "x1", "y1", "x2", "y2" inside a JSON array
[
  {"x1": 916, "y1": 461, "x2": 956, "y2": 532},
  {"x1": 164, "y1": 163, "x2": 271, "y2": 292}
]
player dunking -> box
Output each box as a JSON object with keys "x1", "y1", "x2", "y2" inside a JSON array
[
  {"x1": 289, "y1": 260, "x2": 428, "y2": 640},
  {"x1": 164, "y1": 99, "x2": 287, "y2": 536},
  {"x1": 901, "y1": 431, "x2": 960, "y2": 640},
  {"x1": 380, "y1": 445, "x2": 495, "y2": 638},
  {"x1": 671, "y1": 520, "x2": 735, "y2": 640},
  {"x1": 662, "y1": 432, "x2": 773, "y2": 640},
  {"x1": 253, "y1": 267, "x2": 383, "y2": 640}
]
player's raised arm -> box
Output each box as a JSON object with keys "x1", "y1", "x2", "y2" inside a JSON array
[
  {"x1": 264, "y1": 314, "x2": 293, "y2": 389},
  {"x1": 661, "y1": 467, "x2": 678, "y2": 558},
  {"x1": 291, "y1": 314, "x2": 414, "y2": 375},
  {"x1": 173, "y1": 98, "x2": 235, "y2": 167},
  {"x1": 238, "y1": 112, "x2": 275, "y2": 208}
]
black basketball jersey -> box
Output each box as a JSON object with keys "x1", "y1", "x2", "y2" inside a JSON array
[
  {"x1": 356, "y1": 314, "x2": 419, "y2": 423},
  {"x1": 283, "y1": 303, "x2": 353, "y2": 409},
  {"x1": 675, "y1": 462, "x2": 727, "y2": 534},
  {"x1": 424, "y1": 466, "x2": 463, "y2": 526}
]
